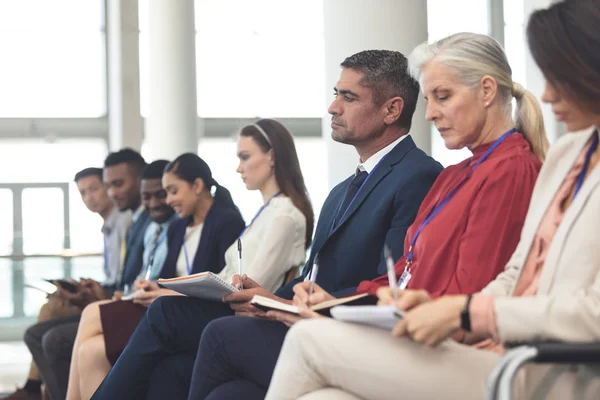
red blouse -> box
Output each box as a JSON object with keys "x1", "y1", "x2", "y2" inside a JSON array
[{"x1": 356, "y1": 133, "x2": 541, "y2": 298}]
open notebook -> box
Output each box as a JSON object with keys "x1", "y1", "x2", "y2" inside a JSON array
[
  {"x1": 250, "y1": 293, "x2": 375, "y2": 317},
  {"x1": 157, "y1": 272, "x2": 238, "y2": 302},
  {"x1": 330, "y1": 305, "x2": 404, "y2": 330}
]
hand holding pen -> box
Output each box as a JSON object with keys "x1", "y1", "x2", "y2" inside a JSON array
[
  {"x1": 306, "y1": 254, "x2": 320, "y2": 307},
  {"x1": 384, "y1": 245, "x2": 399, "y2": 301},
  {"x1": 237, "y1": 238, "x2": 244, "y2": 290}
]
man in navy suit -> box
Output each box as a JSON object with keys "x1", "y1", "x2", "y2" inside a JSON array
[
  {"x1": 103, "y1": 148, "x2": 152, "y2": 293},
  {"x1": 91, "y1": 50, "x2": 442, "y2": 400}
]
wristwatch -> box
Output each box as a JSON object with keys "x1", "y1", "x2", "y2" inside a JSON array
[{"x1": 460, "y1": 294, "x2": 473, "y2": 332}]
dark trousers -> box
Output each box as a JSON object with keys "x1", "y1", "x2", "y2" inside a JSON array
[
  {"x1": 189, "y1": 316, "x2": 289, "y2": 400},
  {"x1": 91, "y1": 296, "x2": 234, "y2": 400},
  {"x1": 24, "y1": 315, "x2": 80, "y2": 400}
]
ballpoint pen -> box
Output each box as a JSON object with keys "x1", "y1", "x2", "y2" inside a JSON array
[
  {"x1": 307, "y1": 254, "x2": 319, "y2": 307},
  {"x1": 384, "y1": 245, "x2": 399, "y2": 301},
  {"x1": 237, "y1": 238, "x2": 243, "y2": 290}
]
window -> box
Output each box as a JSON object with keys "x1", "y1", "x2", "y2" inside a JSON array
[
  {"x1": 426, "y1": 0, "x2": 490, "y2": 167},
  {"x1": 503, "y1": 0, "x2": 526, "y2": 86},
  {"x1": 139, "y1": 0, "x2": 325, "y2": 118},
  {"x1": 0, "y1": 0, "x2": 107, "y2": 117}
]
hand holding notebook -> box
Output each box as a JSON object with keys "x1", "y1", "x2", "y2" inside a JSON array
[
  {"x1": 157, "y1": 272, "x2": 238, "y2": 302},
  {"x1": 330, "y1": 305, "x2": 404, "y2": 330}
]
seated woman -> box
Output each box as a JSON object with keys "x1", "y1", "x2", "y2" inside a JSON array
[
  {"x1": 66, "y1": 154, "x2": 245, "y2": 400},
  {"x1": 187, "y1": 32, "x2": 551, "y2": 399},
  {"x1": 266, "y1": 2, "x2": 600, "y2": 400},
  {"x1": 88, "y1": 118, "x2": 314, "y2": 400}
]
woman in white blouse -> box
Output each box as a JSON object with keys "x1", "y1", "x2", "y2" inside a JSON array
[
  {"x1": 87, "y1": 119, "x2": 314, "y2": 400},
  {"x1": 217, "y1": 118, "x2": 314, "y2": 291}
]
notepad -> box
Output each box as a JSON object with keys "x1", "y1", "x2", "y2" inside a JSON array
[
  {"x1": 330, "y1": 305, "x2": 404, "y2": 330},
  {"x1": 250, "y1": 293, "x2": 374, "y2": 316},
  {"x1": 157, "y1": 272, "x2": 238, "y2": 302}
]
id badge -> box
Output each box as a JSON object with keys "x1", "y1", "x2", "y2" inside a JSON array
[{"x1": 398, "y1": 269, "x2": 412, "y2": 290}]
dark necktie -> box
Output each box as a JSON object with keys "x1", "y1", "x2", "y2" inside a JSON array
[{"x1": 334, "y1": 169, "x2": 369, "y2": 227}]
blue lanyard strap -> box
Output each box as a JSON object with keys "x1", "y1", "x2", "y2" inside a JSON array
[
  {"x1": 406, "y1": 128, "x2": 516, "y2": 265},
  {"x1": 183, "y1": 242, "x2": 192, "y2": 275},
  {"x1": 574, "y1": 131, "x2": 599, "y2": 200},
  {"x1": 239, "y1": 191, "x2": 282, "y2": 238}
]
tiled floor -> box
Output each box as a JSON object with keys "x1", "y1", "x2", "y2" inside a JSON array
[{"x1": 0, "y1": 342, "x2": 30, "y2": 393}]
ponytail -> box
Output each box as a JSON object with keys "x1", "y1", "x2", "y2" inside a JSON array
[
  {"x1": 512, "y1": 82, "x2": 550, "y2": 162},
  {"x1": 211, "y1": 181, "x2": 238, "y2": 212}
]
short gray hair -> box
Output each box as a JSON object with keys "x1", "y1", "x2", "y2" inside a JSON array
[{"x1": 341, "y1": 50, "x2": 420, "y2": 131}]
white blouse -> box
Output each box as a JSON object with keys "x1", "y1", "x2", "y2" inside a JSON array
[
  {"x1": 218, "y1": 196, "x2": 307, "y2": 292},
  {"x1": 176, "y1": 223, "x2": 203, "y2": 277}
]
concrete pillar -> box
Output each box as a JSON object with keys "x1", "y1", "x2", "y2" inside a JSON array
[
  {"x1": 145, "y1": 0, "x2": 198, "y2": 161},
  {"x1": 322, "y1": 0, "x2": 429, "y2": 189},
  {"x1": 106, "y1": 0, "x2": 143, "y2": 151}
]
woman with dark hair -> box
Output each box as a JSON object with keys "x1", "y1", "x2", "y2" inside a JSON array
[
  {"x1": 89, "y1": 119, "x2": 313, "y2": 400},
  {"x1": 66, "y1": 156, "x2": 245, "y2": 400},
  {"x1": 265, "y1": 2, "x2": 600, "y2": 399},
  {"x1": 224, "y1": 118, "x2": 314, "y2": 289}
]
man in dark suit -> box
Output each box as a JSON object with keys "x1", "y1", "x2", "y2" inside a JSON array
[
  {"x1": 91, "y1": 50, "x2": 442, "y2": 400},
  {"x1": 102, "y1": 148, "x2": 151, "y2": 293}
]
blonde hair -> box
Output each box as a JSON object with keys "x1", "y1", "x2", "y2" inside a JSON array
[{"x1": 408, "y1": 32, "x2": 549, "y2": 161}]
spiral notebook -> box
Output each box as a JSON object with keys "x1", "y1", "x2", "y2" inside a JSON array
[
  {"x1": 157, "y1": 272, "x2": 238, "y2": 302},
  {"x1": 330, "y1": 305, "x2": 404, "y2": 330}
]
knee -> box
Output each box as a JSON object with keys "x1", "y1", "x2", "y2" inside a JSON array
[
  {"x1": 80, "y1": 301, "x2": 100, "y2": 324},
  {"x1": 78, "y1": 337, "x2": 106, "y2": 367},
  {"x1": 146, "y1": 296, "x2": 182, "y2": 326},
  {"x1": 24, "y1": 323, "x2": 43, "y2": 351},
  {"x1": 201, "y1": 318, "x2": 227, "y2": 349},
  {"x1": 285, "y1": 319, "x2": 317, "y2": 347},
  {"x1": 42, "y1": 329, "x2": 71, "y2": 361}
]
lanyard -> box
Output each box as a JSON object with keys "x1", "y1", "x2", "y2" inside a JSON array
[
  {"x1": 573, "y1": 132, "x2": 599, "y2": 200},
  {"x1": 183, "y1": 242, "x2": 193, "y2": 276},
  {"x1": 239, "y1": 191, "x2": 282, "y2": 238},
  {"x1": 405, "y1": 128, "x2": 516, "y2": 269},
  {"x1": 329, "y1": 154, "x2": 390, "y2": 234}
]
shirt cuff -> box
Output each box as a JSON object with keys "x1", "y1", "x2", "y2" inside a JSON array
[{"x1": 470, "y1": 294, "x2": 499, "y2": 340}]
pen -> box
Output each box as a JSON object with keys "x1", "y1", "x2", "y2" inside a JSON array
[
  {"x1": 237, "y1": 238, "x2": 243, "y2": 290},
  {"x1": 307, "y1": 254, "x2": 319, "y2": 307},
  {"x1": 384, "y1": 245, "x2": 398, "y2": 301}
]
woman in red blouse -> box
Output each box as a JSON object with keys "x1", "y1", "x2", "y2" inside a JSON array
[{"x1": 280, "y1": 32, "x2": 549, "y2": 310}]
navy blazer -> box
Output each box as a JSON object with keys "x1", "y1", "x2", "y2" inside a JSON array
[
  {"x1": 160, "y1": 203, "x2": 245, "y2": 278},
  {"x1": 120, "y1": 210, "x2": 152, "y2": 290},
  {"x1": 276, "y1": 136, "x2": 442, "y2": 299}
]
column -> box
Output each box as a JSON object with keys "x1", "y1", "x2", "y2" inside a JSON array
[
  {"x1": 145, "y1": 0, "x2": 199, "y2": 161},
  {"x1": 322, "y1": 0, "x2": 429, "y2": 189},
  {"x1": 523, "y1": 0, "x2": 564, "y2": 143},
  {"x1": 106, "y1": 0, "x2": 143, "y2": 151}
]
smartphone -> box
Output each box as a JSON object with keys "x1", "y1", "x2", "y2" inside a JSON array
[{"x1": 45, "y1": 279, "x2": 78, "y2": 293}]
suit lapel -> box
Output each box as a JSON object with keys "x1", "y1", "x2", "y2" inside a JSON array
[
  {"x1": 310, "y1": 182, "x2": 349, "y2": 256},
  {"x1": 537, "y1": 130, "x2": 599, "y2": 293},
  {"x1": 329, "y1": 136, "x2": 416, "y2": 237}
]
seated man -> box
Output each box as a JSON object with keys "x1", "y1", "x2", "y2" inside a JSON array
[
  {"x1": 91, "y1": 49, "x2": 443, "y2": 400},
  {"x1": 22, "y1": 149, "x2": 149, "y2": 400},
  {"x1": 6, "y1": 167, "x2": 125, "y2": 400}
]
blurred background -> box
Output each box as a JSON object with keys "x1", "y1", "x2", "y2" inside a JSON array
[{"x1": 0, "y1": 0, "x2": 561, "y2": 388}]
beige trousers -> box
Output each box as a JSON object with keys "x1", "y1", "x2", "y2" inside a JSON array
[{"x1": 266, "y1": 319, "x2": 600, "y2": 400}]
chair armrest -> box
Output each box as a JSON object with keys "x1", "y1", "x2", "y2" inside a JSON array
[{"x1": 506, "y1": 342, "x2": 600, "y2": 364}]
